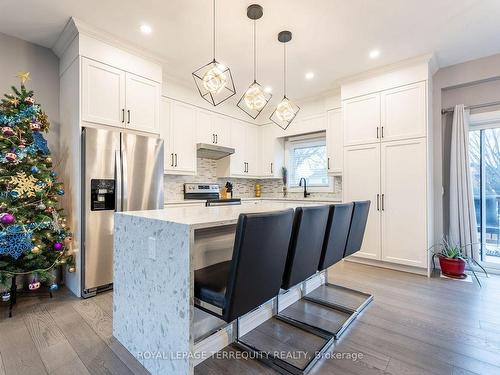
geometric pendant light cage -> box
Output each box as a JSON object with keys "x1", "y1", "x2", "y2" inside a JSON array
[
  {"x1": 237, "y1": 4, "x2": 272, "y2": 119},
  {"x1": 192, "y1": 0, "x2": 236, "y2": 106},
  {"x1": 270, "y1": 30, "x2": 300, "y2": 130}
]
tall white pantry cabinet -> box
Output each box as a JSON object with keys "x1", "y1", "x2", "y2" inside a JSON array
[{"x1": 341, "y1": 62, "x2": 432, "y2": 274}]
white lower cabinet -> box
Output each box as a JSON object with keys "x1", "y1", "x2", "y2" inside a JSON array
[
  {"x1": 380, "y1": 138, "x2": 427, "y2": 267},
  {"x1": 343, "y1": 138, "x2": 427, "y2": 268},
  {"x1": 160, "y1": 98, "x2": 197, "y2": 175},
  {"x1": 343, "y1": 144, "x2": 381, "y2": 260}
]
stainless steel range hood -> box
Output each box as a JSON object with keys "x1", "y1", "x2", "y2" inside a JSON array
[{"x1": 196, "y1": 143, "x2": 235, "y2": 160}]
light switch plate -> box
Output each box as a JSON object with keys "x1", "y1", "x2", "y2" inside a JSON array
[{"x1": 148, "y1": 236, "x2": 156, "y2": 260}]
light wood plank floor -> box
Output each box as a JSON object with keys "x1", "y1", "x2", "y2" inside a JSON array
[{"x1": 1, "y1": 262, "x2": 499, "y2": 375}]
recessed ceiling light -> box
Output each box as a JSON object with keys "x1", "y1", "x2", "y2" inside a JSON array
[
  {"x1": 305, "y1": 72, "x2": 315, "y2": 80},
  {"x1": 140, "y1": 24, "x2": 153, "y2": 35},
  {"x1": 369, "y1": 49, "x2": 380, "y2": 59},
  {"x1": 264, "y1": 86, "x2": 272, "y2": 93}
]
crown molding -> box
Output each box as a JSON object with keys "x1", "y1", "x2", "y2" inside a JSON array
[{"x1": 52, "y1": 17, "x2": 167, "y2": 67}]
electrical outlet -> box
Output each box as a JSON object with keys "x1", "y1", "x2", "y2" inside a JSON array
[{"x1": 148, "y1": 236, "x2": 156, "y2": 260}]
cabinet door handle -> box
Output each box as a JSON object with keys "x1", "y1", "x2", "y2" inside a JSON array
[
  {"x1": 171, "y1": 153, "x2": 174, "y2": 167},
  {"x1": 122, "y1": 109, "x2": 125, "y2": 123},
  {"x1": 127, "y1": 110, "x2": 131, "y2": 124},
  {"x1": 376, "y1": 194, "x2": 380, "y2": 211},
  {"x1": 212, "y1": 134, "x2": 215, "y2": 144},
  {"x1": 327, "y1": 157, "x2": 330, "y2": 170},
  {"x1": 381, "y1": 126, "x2": 384, "y2": 138},
  {"x1": 381, "y1": 194, "x2": 385, "y2": 211},
  {"x1": 376, "y1": 127, "x2": 379, "y2": 139},
  {"x1": 215, "y1": 134, "x2": 218, "y2": 144},
  {"x1": 175, "y1": 153, "x2": 178, "y2": 167},
  {"x1": 270, "y1": 162, "x2": 273, "y2": 174}
]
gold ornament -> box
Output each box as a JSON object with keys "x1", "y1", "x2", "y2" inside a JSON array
[
  {"x1": 16, "y1": 71, "x2": 31, "y2": 84},
  {"x1": 9, "y1": 172, "x2": 44, "y2": 198},
  {"x1": 68, "y1": 266, "x2": 76, "y2": 273},
  {"x1": 31, "y1": 246, "x2": 42, "y2": 255},
  {"x1": 10, "y1": 98, "x2": 20, "y2": 107}
]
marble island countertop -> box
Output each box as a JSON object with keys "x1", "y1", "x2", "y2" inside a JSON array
[
  {"x1": 122, "y1": 201, "x2": 328, "y2": 229},
  {"x1": 163, "y1": 196, "x2": 342, "y2": 205}
]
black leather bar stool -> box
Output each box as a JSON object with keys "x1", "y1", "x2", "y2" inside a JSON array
[
  {"x1": 194, "y1": 209, "x2": 294, "y2": 329},
  {"x1": 303, "y1": 200, "x2": 373, "y2": 332}
]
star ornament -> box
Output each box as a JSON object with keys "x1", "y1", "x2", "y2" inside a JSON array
[
  {"x1": 16, "y1": 71, "x2": 31, "y2": 85},
  {"x1": 10, "y1": 98, "x2": 20, "y2": 107}
]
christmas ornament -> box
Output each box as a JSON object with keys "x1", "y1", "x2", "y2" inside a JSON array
[
  {"x1": 31, "y1": 166, "x2": 39, "y2": 174},
  {"x1": 18, "y1": 143, "x2": 26, "y2": 149},
  {"x1": 9, "y1": 98, "x2": 20, "y2": 107},
  {"x1": 1, "y1": 127, "x2": 15, "y2": 136},
  {"x1": 30, "y1": 122, "x2": 40, "y2": 132},
  {"x1": 63, "y1": 236, "x2": 73, "y2": 245},
  {"x1": 36, "y1": 203, "x2": 46, "y2": 210},
  {"x1": 9, "y1": 171, "x2": 44, "y2": 198},
  {"x1": 16, "y1": 71, "x2": 31, "y2": 84},
  {"x1": 1, "y1": 292, "x2": 10, "y2": 302},
  {"x1": 53, "y1": 242, "x2": 63, "y2": 251},
  {"x1": 57, "y1": 188, "x2": 65, "y2": 196},
  {"x1": 49, "y1": 283, "x2": 59, "y2": 291},
  {"x1": 5, "y1": 152, "x2": 17, "y2": 162},
  {"x1": 24, "y1": 96, "x2": 35, "y2": 105},
  {"x1": 9, "y1": 191, "x2": 19, "y2": 199},
  {"x1": 0, "y1": 213, "x2": 15, "y2": 225},
  {"x1": 0, "y1": 226, "x2": 33, "y2": 259},
  {"x1": 31, "y1": 246, "x2": 41, "y2": 254},
  {"x1": 46, "y1": 207, "x2": 54, "y2": 213},
  {"x1": 28, "y1": 278, "x2": 40, "y2": 290},
  {"x1": 46, "y1": 157, "x2": 52, "y2": 163},
  {"x1": 51, "y1": 172, "x2": 57, "y2": 178},
  {"x1": 68, "y1": 266, "x2": 76, "y2": 273}
]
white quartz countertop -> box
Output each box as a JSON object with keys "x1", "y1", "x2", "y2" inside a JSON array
[
  {"x1": 164, "y1": 196, "x2": 342, "y2": 205},
  {"x1": 123, "y1": 201, "x2": 329, "y2": 229}
]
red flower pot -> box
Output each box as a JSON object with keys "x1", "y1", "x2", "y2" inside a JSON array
[{"x1": 438, "y1": 255, "x2": 466, "y2": 277}]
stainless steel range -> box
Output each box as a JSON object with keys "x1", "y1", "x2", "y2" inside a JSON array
[{"x1": 184, "y1": 183, "x2": 241, "y2": 206}]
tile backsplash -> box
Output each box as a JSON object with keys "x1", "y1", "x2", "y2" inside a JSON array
[{"x1": 164, "y1": 158, "x2": 342, "y2": 201}]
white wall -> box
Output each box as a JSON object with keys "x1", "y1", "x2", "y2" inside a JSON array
[
  {"x1": 432, "y1": 52, "x2": 500, "y2": 242},
  {"x1": 0, "y1": 32, "x2": 60, "y2": 156}
]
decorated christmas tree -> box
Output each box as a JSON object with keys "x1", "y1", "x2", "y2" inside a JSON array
[{"x1": 0, "y1": 73, "x2": 74, "y2": 291}]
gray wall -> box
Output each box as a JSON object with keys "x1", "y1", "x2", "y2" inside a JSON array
[
  {"x1": 0, "y1": 32, "x2": 60, "y2": 156},
  {"x1": 433, "y1": 53, "x2": 500, "y2": 242}
]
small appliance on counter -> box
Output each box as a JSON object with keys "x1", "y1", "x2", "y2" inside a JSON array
[
  {"x1": 184, "y1": 183, "x2": 241, "y2": 206},
  {"x1": 255, "y1": 183, "x2": 261, "y2": 197}
]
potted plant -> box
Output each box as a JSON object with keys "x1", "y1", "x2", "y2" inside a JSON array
[
  {"x1": 435, "y1": 238, "x2": 466, "y2": 277},
  {"x1": 281, "y1": 167, "x2": 288, "y2": 197}
]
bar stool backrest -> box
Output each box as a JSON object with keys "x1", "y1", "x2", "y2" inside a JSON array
[
  {"x1": 318, "y1": 203, "x2": 354, "y2": 271},
  {"x1": 281, "y1": 206, "x2": 330, "y2": 290},
  {"x1": 223, "y1": 209, "x2": 294, "y2": 323},
  {"x1": 343, "y1": 201, "x2": 371, "y2": 258}
]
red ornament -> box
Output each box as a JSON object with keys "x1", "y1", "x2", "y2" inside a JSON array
[
  {"x1": 46, "y1": 207, "x2": 54, "y2": 213},
  {"x1": 1, "y1": 127, "x2": 15, "y2": 137}
]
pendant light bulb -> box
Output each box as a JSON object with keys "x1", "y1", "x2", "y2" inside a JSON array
[
  {"x1": 275, "y1": 98, "x2": 295, "y2": 122},
  {"x1": 202, "y1": 64, "x2": 227, "y2": 94},
  {"x1": 243, "y1": 82, "x2": 267, "y2": 110}
]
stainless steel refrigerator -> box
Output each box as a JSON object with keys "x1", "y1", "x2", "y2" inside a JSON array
[{"x1": 81, "y1": 127, "x2": 164, "y2": 298}]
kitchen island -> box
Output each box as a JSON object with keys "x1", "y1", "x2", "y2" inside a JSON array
[{"x1": 113, "y1": 202, "x2": 329, "y2": 375}]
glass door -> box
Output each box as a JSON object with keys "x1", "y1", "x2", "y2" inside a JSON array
[{"x1": 469, "y1": 125, "x2": 500, "y2": 268}]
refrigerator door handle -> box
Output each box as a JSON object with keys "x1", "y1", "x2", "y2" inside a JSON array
[
  {"x1": 115, "y1": 150, "x2": 122, "y2": 212},
  {"x1": 122, "y1": 149, "x2": 129, "y2": 210}
]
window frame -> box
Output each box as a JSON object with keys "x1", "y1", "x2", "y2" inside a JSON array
[{"x1": 284, "y1": 132, "x2": 333, "y2": 193}]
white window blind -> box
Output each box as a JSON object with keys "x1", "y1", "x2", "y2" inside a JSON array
[{"x1": 287, "y1": 136, "x2": 329, "y2": 187}]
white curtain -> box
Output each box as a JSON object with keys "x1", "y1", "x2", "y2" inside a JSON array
[{"x1": 448, "y1": 104, "x2": 479, "y2": 259}]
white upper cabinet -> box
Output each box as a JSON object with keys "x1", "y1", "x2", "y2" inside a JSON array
[
  {"x1": 196, "y1": 110, "x2": 231, "y2": 147},
  {"x1": 343, "y1": 93, "x2": 380, "y2": 146},
  {"x1": 260, "y1": 124, "x2": 284, "y2": 178},
  {"x1": 81, "y1": 57, "x2": 160, "y2": 134},
  {"x1": 160, "y1": 98, "x2": 197, "y2": 175},
  {"x1": 380, "y1": 82, "x2": 426, "y2": 142},
  {"x1": 125, "y1": 73, "x2": 160, "y2": 134},
  {"x1": 326, "y1": 108, "x2": 343, "y2": 175},
  {"x1": 343, "y1": 143, "x2": 381, "y2": 260},
  {"x1": 245, "y1": 124, "x2": 259, "y2": 176},
  {"x1": 380, "y1": 138, "x2": 427, "y2": 267},
  {"x1": 82, "y1": 58, "x2": 125, "y2": 128}
]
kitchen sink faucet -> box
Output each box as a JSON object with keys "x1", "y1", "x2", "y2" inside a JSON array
[{"x1": 299, "y1": 177, "x2": 311, "y2": 198}]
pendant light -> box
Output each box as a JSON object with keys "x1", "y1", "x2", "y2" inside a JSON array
[
  {"x1": 236, "y1": 4, "x2": 271, "y2": 119},
  {"x1": 270, "y1": 31, "x2": 300, "y2": 130},
  {"x1": 192, "y1": 0, "x2": 236, "y2": 106}
]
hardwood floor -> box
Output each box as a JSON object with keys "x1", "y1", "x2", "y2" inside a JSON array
[{"x1": 1, "y1": 262, "x2": 499, "y2": 375}]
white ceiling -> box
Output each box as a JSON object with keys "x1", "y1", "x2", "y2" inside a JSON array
[{"x1": 1, "y1": 0, "x2": 500, "y2": 101}]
